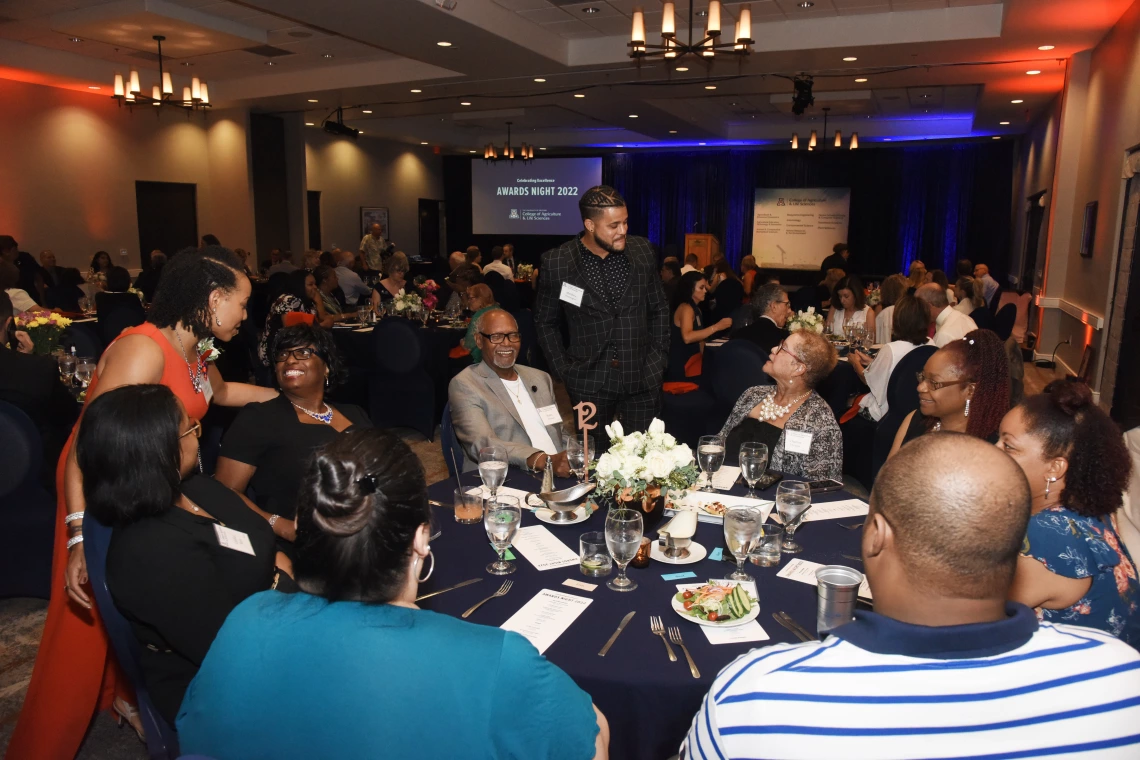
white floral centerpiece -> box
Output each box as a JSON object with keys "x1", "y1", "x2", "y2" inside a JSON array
[
  {"x1": 592, "y1": 419, "x2": 699, "y2": 521},
  {"x1": 786, "y1": 307, "x2": 825, "y2": 334},
  {"x1": 392, "y1": 290, "x2": 422, "y2": 314},
  {"x1": 516, "y1": 263, "x2": 534, "y2": 281},
  {"x1": 865, "y1": 287, "x2": 881, "y2": 307}
]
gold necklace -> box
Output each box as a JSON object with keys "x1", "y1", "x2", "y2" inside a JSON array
[{"x1": 503, "y1": 376, "x2": 525, "y2": 404}]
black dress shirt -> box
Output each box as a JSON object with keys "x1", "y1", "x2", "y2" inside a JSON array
[{"x1": 576, "y1": 237, "x2": 630, "y2": 307}]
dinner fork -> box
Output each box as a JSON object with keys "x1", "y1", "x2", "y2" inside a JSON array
[
  {"x1": 650, "y1": 616, "x2": 677, "y2": 662},
  {"x1": 461, "y1": 580, "x2": 512, "y2": 619},
  {"x1": 668, "y1": 627, "x2": 700, "y2": 679}
]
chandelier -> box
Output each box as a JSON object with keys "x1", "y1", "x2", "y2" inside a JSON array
[
  {"x1": 629, "y1": 1, "x2": 753, "y2": 62},
  {"x1": 111, "y1": 35, "x2": 211, "y2": 112},
  {"x1": 483, "y1": 122, "x2": 534, "y2": 162},
  {"x1": 789, "y1": 108, "x2": 858, "y2": 150}
]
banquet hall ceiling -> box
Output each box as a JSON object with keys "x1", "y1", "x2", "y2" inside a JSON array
[{"x1": 0, "y1": 0, "x2": 1132, "y2": 151}]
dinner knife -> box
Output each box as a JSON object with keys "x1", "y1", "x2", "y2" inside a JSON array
[
  {"x1": 414, "y1": 578, "x2": 482, "y2": 602},
  {"x1": 598, "y1": 611, "x2": 636, "y2": 656},
  {"x1": 772, "y1": 612, "x2": 816, "y2": 643}
]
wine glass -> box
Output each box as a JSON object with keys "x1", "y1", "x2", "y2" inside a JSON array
[
  {"x1": 564, "y1": 434, "x2": 586, "y2": 484},
  {"x1": 724, "y1": 506, "x2": 761, "y2": 581},
  {"x1": 419, "y1": 306, "x2": 430, "y2": 327},
  {"x1": 78, "y1": 296, "x2": 92, "y2": 316},
  {"x1": 697, "y1": 435, "x2": 725, "y2": 492},
  {"x1": 74, "y1": 357, "x2": 96, "y2": 389},
  {"x1": 484, "y1": 495, "x2": 521, "y2": 575},
  {"x1": 58, "y1": 353, "x2": 76, "y2": 385},
  {"x1": 776, "y1": 480, "x2": 812, "y2": 554},
  {"x1": 357, "y1": 306, "x2": 370, "y2": 324},
  {"x1": 605, "y1": 508, "x2": 643, "y2": 592},
  {"x1": 739, "y1": 442, "x2": 769, "y2": 498},
  {"x1": 478, "y1": 445, "x2": 508, "y2": 501}
]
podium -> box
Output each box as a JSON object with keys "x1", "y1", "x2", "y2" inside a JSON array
[{"x1": 684, "y1": 234, "x2": 719, "y2": 269}]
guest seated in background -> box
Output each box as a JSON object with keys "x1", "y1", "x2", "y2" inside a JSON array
[
  {"x1": 906, "y1": 260, "x2": 927, "y2": 290},
  {"x1": 873, "y1": 273, "x2": 907, "y2": 344},
  {"x1": 201, "y1": 233, "x2": 221, "y2": 248},
  {"x1": 312, "y1": 265, "x2": 351, "y2": 323},
  {"x1": 794, "y1": 266, "x2": 844, "y2": 314},
  {"x1": 819, "y1": 242, "x2": 849, "y2": 273},
  {"x1": 96, "y1": 265, "x2": 142, "y2": 309},
  {"x1": 444, "y1": 263, "x2": 484, "y2": 313},
  {"x1": 732, "y1": 282, "x2": 790, "y2": 357},
  {"x1": 850, "y1": 295, "x2": 929, "y2": 422},
  {"x1": 975, "y1": 262, "x2": 999, "y2": 305},
  {"x1": 502, "y1": 242, "x2": 517, "y2": 274},
  {"x1": 889, "y1": 328, "x2": 1009, "y2": 458},
  {"x1": 179, "y1": 429, "x2": 607, "y2": 759},
  {"x1": 680, "y1": 253, "x2": 698, "y2": 274},
  {"x1": 265, "y1": 248, "x2": 297, "y2": 276},
  {"x1": 87, "y1": 250, "x2": 113, "y2": 286},
  {"x1": 483, "y1": 245, "x2": 513, "y2": 279},
  {"x1": 301, "y1": 250, "x2": 321, "y2": 271},
  {"x1": 666, "y1": 272, "x2": 733, "y2": 382},
  {"x1": 460, "y1": 284, "x2": 498, "y2": 364},
  {"x1": 80, "y1": 385, "x2": 294, "y2": 725},
  {"x1": 218, "y1": 325, "x2": 370, "y2": 539},
  {"x1": 133, "y1": 251, "x2": 166, "y2": 304},
  {"x1": 740, "y1": 255, "x2": 759, "y2": 296},
  {"x1": 465, "y1": 245, "x2": 483, "y2": 272},
  {"x1": 259, "y1": 269, "x2": 322, "y2": 367},
  {"x1": 1, "y1": 235, "x2": 44, "y2": 298},
  {"x1": 660, "y1": 258, "x2": 682, "y2": 304},
  {"x1": 371, "y1": 251, "x2": 410, "y2": 307},
  {"x1": 926, "y1": 268, "x2": 957, "y2": 305},
  {"x1": 917, "y1": 282, "x2": 977, "y2": 346},
  {"x1": 51, "y1": 267, "x2": 86, "y2": 312},
  {"x1": 0, "y1": 292, "x2": 78, "y2": 491},
  {"x1": 38, "y1": 249, "x2": 63, "y2": 297},
  {"x1": 1, "y1": 260, "x2": 40, "y2": 312},
  {"x1": 334, "y1": 249, "x2": 371, "y2": 307},
  {"x1": 826, "y1": 274, "x2": 874, "y2": 335},
  {"x1": 449, "y1": 309, "x2": 569, "y2": 476},
  {"x1": 953, "y1": 276, "x2": 994, "y2": 331},
  {"x1": 683, "y1": 432, "x2": 1140, "y2": 759},
  {"x1": 232, "y1": 247, "x2": 256, "y2": 277},
  {"x1": 707, "y1": 259, "x2": 744, "y2": 329},
  {"x1": 718, "y1": 330, "x2": 841, "y2": 480},
  {"x1": 1000, "y1": 381, "x2": 1139, "y2": 645}
]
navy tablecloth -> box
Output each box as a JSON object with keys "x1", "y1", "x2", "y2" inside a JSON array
[{"x1": 419, "y1": 474, "x2": 864, "y2": 760}]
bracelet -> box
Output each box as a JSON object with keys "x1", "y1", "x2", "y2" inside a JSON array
[
  {"x1": 65, "y1": 511, "x2": 85, "y2": 524},
  {"x1": 268, "y1": 514, "x2": 280, "y2": 528},
  {"x1": 66, "y1": 535, "x2": 84, "y2": 550}
]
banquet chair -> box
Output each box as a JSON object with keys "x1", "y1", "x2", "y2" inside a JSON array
[
  {"x1": 98, "y1": 304, "x2": 146, "y2": 346},
  {"x1": 0, "y1": 401, "x2": 54, "y2": 599},
  {"x1": 60, "y1": 323, "x2": 103, "y2": 359},
  {"x1": 993, "y1": 303, "x2": 1017, "y2": 342},
  {"x1": 368, "y1": 319, "x2": 435, "y2": 439},
  {"x1": 84, "y1": 514, "x2": 180, "y2": 759},
  {"x1": 440, "y1": 402, "x2": 470, "y2": 479},
  {"x1": 707, "y1": 340, "x2": 771, "y2": 422},
  {"x1": 869, "y1": 344, "x2": 937, "y2": 483}
]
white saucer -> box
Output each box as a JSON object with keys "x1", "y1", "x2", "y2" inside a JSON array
[
  {"x1": 651, "y1": 541, "x2": 707, "y2": 565},
  {"x1": 534, "y1": 506, "x2": 589, "y2": 525}
]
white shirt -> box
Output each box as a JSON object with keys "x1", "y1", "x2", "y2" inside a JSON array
[
  {"x1": 933, "y1": 306, "x2": 977, "y2": 347},
  {"x1": 499, "y1": 377, "x2": 558, "y2": 455},
  {"x1": 875, "y1": 304, "x2": 894, "y2": 345},
  {"x1": 858, "y1": 340, "x2": 919, "y2": 421},
  {"x1": 828, "y1": 305, "x2": 874, "y2": 335},
  {"x1": 680, "y1": 265, "x2": 697, "y2": 274},
  {"x1": 954, "y1": 298, "x2": 975, "y2": 316},
  {"x1": 335, "y1": 266, "x2": 371, "y2": 306},
  {"x1": 979, "y1": 272, "x2": 999, "y2": 304},
  {"x1": 5, "y1": 288, "x2": 37, "y2": 312},
  {"x1": 483, "y1": 261, "x2": 513, "y2": 279}
]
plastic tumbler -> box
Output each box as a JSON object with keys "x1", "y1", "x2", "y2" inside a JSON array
[{"x1": 815, "y1": 565, "x2": 863, "y2": 636}]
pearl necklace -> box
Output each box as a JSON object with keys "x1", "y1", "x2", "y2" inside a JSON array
[
  {"x1": 755, "y1": 390, "x2": 810, "y2": 421},
  {"x1": 291, "y1": 400, "x2": 334, "y2": 424}
]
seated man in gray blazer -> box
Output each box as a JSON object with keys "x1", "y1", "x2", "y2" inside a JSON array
[{"x1": 448, "y1": 308, "x2": 571, "y2": 476}]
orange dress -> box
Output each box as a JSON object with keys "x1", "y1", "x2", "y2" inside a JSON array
[{"x1": 6, "y1": 323, "x2": 210, "y2": 760}]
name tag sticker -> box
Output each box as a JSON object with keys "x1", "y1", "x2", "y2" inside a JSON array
[
  {"x1": 784, "y1": 429, "x2": 813, "y2": 455},
  {"x1": 213, "y1": 524, "x2": 255, "y2": 556},
  {"x1": 559, "y1": 282, "x2": 585, "y2": 307},
  {"x1": 202, "y1": 380, "x2": 214, "y2": 404},
  {"x1": 537, "y1": 404, "x2": 562, "y2": 426}
]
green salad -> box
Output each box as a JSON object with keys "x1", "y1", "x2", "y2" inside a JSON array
[{"x1": 674, "y1": 583, "x2": 755, "y2": 623}]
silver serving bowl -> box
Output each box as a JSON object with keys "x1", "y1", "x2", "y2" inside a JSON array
[{"x1": 536, "y1": 482, "x2": 595, "y2": 522}]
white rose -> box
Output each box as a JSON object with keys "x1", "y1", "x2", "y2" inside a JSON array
[
  {"x1": 648, "y1": 418, "x2": 666, "y2": 435},
  {"x1": 605, "y1": 420, "x2": 624, "y2": 441},
  {"x1": 661, "y1": 433, "x2": 677, "y2": 449},
  {"x1": 644, "y1": 450, "x2": 674, "y2": 480},
  {"x1": 595, "y1": 452, "x2": 616, "y2": 478},
  {"x1": 671, "y1": 444, "x2": 694, "y2": 469}
]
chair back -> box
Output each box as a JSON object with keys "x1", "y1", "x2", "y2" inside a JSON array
[
  {"x1": 441, "y1": 402, "x2": 468, "y2": 479},
  {"x1": 371, "y1": 319, "x2": 423, "y2": 374},
  {"x1": 0, "y1": 401, "x2": 39, "y2": 498},
  {"x1": 872, "y1": 344, "x2": 936, "y2": 482},
  {"x1": 99, "y1": 305, "x2": 146, "y2": 345},
  {"x1": 708, "y1": 341, "x2": 771, "y2": 409},
  {"x1": 994, "y1": 303, "x2": 1017, "y2": 341},
  {"x1": 83, "y1": 515, "x2": 180, "y2": 759},
  {"x1": 510, "y1": 308, "x2": 538, "y2": 367},
  {"x1": 60, "y1": 324, "x2": 103, "y2": 359}
]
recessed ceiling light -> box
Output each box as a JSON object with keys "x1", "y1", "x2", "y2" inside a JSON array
[
  {"x1": 181, "y1": 62, "x2": 192, "y2": 66},
  {"x1": 358, "y1": 130, "x2": 364, "y2": 134},
  {"x1": 460, "y1": 101, "x2": 471, "y2": 105},
  {"x1": 705, "y1": 85, "x2": 717, "y2": 90},
  {"x1": 539, "y1": 147, "x2": 547, "y2": 150},
  {"x1": 88, "y1": 85, "x2": 100, "y2": 90},
  {"x1": 322, "y1": 53, "x2": 334, "y2": 59},
  {"x1": 265, "y1": 61, "x2": 276, "y2": 66},
  {"x1": 1011, "y1": 99, "x2": 1024, "y2": 104},
  {"x1": 308, "y1": 99, "x2": 318, "y2": 102},
  {"x1": 843, "y1": 56, "x2": 857, "y2": 62},
  {"x1": 582, "y1": 6, "x2": 600, "y2": 12},
  {"x1": 669, "y1": 130, "x2": 677, "y2": 134},
  {"x1": 574, "y1": 93, "x2": 585, "y2": 98},
  {"x1": 855, "y1": 78, "x2": 868, "y2": 83},
  {"x1": 362, "y1": 109, "x2": 372, "y2": 114},
  {"x1": 676, "y1": 66, "x2": 689, "y2": 72},
  {"x1": 469, "y1": 150, "x2": 476, "y2": 153},
  {"x1": 69, "y1": 37, "x2": 82, "y2": 42},
  {"x1": 696, "y1": 9, "x2": 707, "y2": 16},
  {"x1": 437, "y1": 41, "x2": 452, "y2": 47},
  {"x1": 1038, "y1": 45, "x2": 1055, "y2": 51},
  {"x1": 629, "y1": 114, "x2": 638, "y2": 118},
  {"x1": 1026, "y1": 70, "x2": 1041, "y2": 75},
  {"x1": 798, "y1": 1, "x2": 814, "y2": 7},
  {"x1": 1000, "y1": 121, "x2": 1010, "y2": 125},
  {"x1": 305, "y1": 122, "x2": 315, "y2": 126},
  {"x1": 993, "y1": 136, "x2": 1001, "y2": 140},
  {"x1": 421, "y1": 141, "x2": 429, "y2": 145},
  {"x1": 410, "y1": 89, "x2": 422, "y2": 93},
  {"x1": 534, "y1": 77, "x2": 546, "y2": 82}
]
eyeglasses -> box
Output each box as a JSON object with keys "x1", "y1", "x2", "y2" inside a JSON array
[
  {"x1": 179, "y1": 420, "x2": 202, "y2": 440},
  {"x1": 274, "y1": 347, "x2": 318, "y2": 362},
  {"x1": 775, "y1": 341, "x2": 801, "y2": 363},
  {"x1": 915, "y1": 372, "x2": 968, "y2": 391},
  {"x1": 479, "y1": 332, "x2": 522, "y2": 344}
]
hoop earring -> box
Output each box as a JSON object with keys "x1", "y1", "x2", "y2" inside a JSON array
[
  {"x1": 964, "y1": 398, "x2": 971, "y2": 418},
  {"x1": 417, "y1": 549, "x2": 435, "y2": 583},
  {"x1": 1045, "y1": 476, "x2": 1057, "y2": 499}
]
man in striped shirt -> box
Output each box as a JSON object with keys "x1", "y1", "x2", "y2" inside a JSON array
[{"x1": 683, "y1": 432, "x2": 1140, "y2": 760}]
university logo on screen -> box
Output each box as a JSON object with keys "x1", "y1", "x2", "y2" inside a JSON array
[{"x1": 509, "y1": 209, "x2": 520, "y2": 219}]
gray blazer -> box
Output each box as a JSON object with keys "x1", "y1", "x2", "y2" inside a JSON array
[{"x1": 448, "y1": 362, "x2": 564, "y2": 471}]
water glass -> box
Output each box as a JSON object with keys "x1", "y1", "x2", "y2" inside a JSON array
[
  {"x1": 564, "y1": 434, "x2": 587, "y2": 483},
  {"x1": 697, "y1": 435, "x2": 726, "y2": 492},
  {"x1": 78, "y1": 296, "x2": 92, "y2": 315},
  {"x1": 74, "y1": 357, "x2": 96, "y2": 389},
  {"x1": 775, "y1": 481, "x2": 812, "y2": 554},
  {"x1": 739, "y1": 442, "x2": 769, "y2": 497},
  {"x1": 453, "y1": 487, "x2": 483, "y2": 524},
  {"x1": 604, "y1": 508, "x2": 643, "y2": 592},
  {"x1": 478, "y1": 445, "x2": 508, "y2": 500},
  {"x1": 579, "y1": 531, "x2": 612, "y2": 577},
  {"x1": 357, "y1": 306, "x2": 370, "y2": 324},
  {"x1": 484, "y1": 495, "x2": 521, "y2": 575},
  {"x1": 58, "y1": 353, "x2": 77, "y2": 384},
  {"x1": 723, "y1": 506, "x2": 761, "y2": 581},
  {"x1": 749, "y1": 523, "x2": 784, "y2": 566}
]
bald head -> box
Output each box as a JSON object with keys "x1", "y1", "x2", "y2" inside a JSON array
[
  {"x1": 870, "y1": 432, "x2": 1030, "y2": 599},
  {"x1": 916, "y1": 282, "x2": 949, "y2": 310},
  {"x1": 448, "y1": 251, "x2": 465, "y2": 270}
]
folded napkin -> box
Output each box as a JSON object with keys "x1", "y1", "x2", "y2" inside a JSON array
[{"x1": 659, "y1": 510, "x2": 697, "y2": 539}]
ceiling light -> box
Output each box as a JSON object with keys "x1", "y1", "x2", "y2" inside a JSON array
[
  {"x1": 308, "y1": 98, "x2": 319, "y2": 102},
  {"x1": 362, "y1": 109, "x2": 372, "y2": 114},
  {"x1": 460, "y1": 101, "x2": 471, "y2": 105},
  {"x1": 582, "y1": 6, "x2": 600, "y2": 12},
  {"x1": 850, "y1": 132, "x2": 858, "y2": 149},
  {"x1": 1038, "y1": 45, "x2": 1055, "y2": 51},
  {"x1": 181, "y1": 62, "x2": 192, "y2": 67},
  {"x1": 469, "y1": 150, "x2": 476, "y2": 153},
  {"x1": 109, "y1": 35, "x2": 209, "y2": 112},
  {"x1": 358, "y1": 131, "x2": 364, "y2": 134},
  {"x1": 410, "y1": 89, "x2": 422, "y2": 93},
  {"x1": 540, "y1": 147, "x2": 547, "y2": 150},
  {"x1": 798, "y1": 1, "x2": 814, "y2": 7},
  {"x1": 616, "y1": 144, "x2": 624, "y2": 147},
  {"x1": 1026, "y1": 70, "x2": 1041, "y2": 75},
  {"x1": 88, "y1": 85, "x2": 100, "y2": 90},
  {"x1": 676, "y1": 67, "x2": 690, "y2": 73},
  {"x1": 1000, "y1": 121, "x2": 1010, "y2": 125},
  {"x1": 322, "y1": 53, "x2": 334, "y2": 59},
  {"x1": 993, "y1": 136, "x2": 1001, "y2": 140},
  {"x1": 437, "y1": 41, "x2": 452, "y2": 47},
  {"x1": 421, "y1": 141, "x2": 429, "y2": 145},
  {"x1": 69, "y1": 37, "x2": 82, "y2": 42},
  {"x1": 305, "y1": 122, "x2": 315, "y2": 126},
  {"x1": 843, "y1": 56, "x2": 857, "y2": 62},
  {"x1": 884, "y1": 138, "x2": 892, "y2": 141},
  {"x1": 855, "y1": 78, "x2": 868, "y2": 83},
  {"x1": 534, "y1": 78, "x2": 546, "y2": 82},
  {"x1": 629, "y1": 114, "x2": 638, "y2": 118},
  {"x1": 669, "y1": 130, "x2": 677, "y2": 134},
  {"x1": 574, "y1": 93, "x2": 585, "y2": 98},
  {"x1": 705, "y1": 85, "x2": 717, "y2": 90},
  {"x1": 265, "y1": 61, "x2": 275, "y2": 66},
  {"x1": 630, "y1": 0, "x2": 753, "y2": 62},
  {"x1": 699, "y1": 142, "x2": 706, "y2": 145},
  {"x1": 1011, "y1": 99, "x2": 1024, "y2": 104}
]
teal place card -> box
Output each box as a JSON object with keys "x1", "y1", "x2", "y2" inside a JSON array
[
  {"x1": 709, "y1": 547, "x2": 724, "y2": 561},
  {"x1": 661, "y1": 571, "x2": 698, "y2": 581},
  {"x1": 489, "y1": 544, "x2": 516, "y2": 561}
]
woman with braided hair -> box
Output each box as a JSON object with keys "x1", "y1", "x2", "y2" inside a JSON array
[{"x1": 887, "y1": 328, "x2": 1009, "y2": 460}]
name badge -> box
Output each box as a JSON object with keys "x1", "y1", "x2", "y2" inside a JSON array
[
  {"x1": 537, "y1": 404, "x2": 562, "y2": 426},
  {"x1": 559, "y1": 282, "x2": 585, "y2": 307},
  {"x1": 202, "y1": 378, "x2": 214, "y2": 404},
  {"x1": 783, "y1": 429, "x2": 813, "y2": 455},
  {"x1": 213, "y1": 524, "x2": 256, "y2": 556}
]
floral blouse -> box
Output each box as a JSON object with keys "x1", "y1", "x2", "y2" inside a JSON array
[
  {"x1": 1022, "y1": 505, "x2": 1140, "y2": 646},
  {"x1": 258, "y1": 294, "x2": 315, "y2": 367},
  {"x1": 718, "y1": 387, "x2": 842, "y2": 481}
]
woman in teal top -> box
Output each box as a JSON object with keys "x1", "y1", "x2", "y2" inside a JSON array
[
  {"x1": 462, "y1": 283, "x2": 498, "y2": 364},
  {"x1": 177, "y1": 429, "x2": 608, "y2": 759}
]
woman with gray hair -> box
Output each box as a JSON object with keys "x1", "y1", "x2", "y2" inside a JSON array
[{"x1": 370, "y1": 251, "x2": 410, "y2": 309}]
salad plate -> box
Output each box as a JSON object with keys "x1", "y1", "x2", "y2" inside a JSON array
[{"x1": 671, "y1": 581, "x2": 760, "y2": 628}]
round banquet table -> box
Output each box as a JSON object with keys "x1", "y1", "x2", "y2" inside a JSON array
[{"x1": 419, "y1": 473, "x2": 865, "y2": 760}]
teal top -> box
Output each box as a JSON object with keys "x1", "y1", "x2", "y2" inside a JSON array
[
  {"x1": 176, "y1": 591, "x2": 598, "y2": 760},
  {"x1": 463, "y1": 303, "x2": 499, "y2": 364}
]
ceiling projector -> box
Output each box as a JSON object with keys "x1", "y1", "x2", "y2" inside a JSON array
[{"x1": 324, "y1": 108, "x2": 359, "y2": 139}]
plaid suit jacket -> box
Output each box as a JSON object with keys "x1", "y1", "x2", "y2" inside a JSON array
[{"x1": 534, "y1": 234, "x2": 670, "y2": 396}]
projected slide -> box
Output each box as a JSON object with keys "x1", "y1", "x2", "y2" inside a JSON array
[
  {"x1": 472, "y1": 157, "x2": 603, "y2": 235},
  {"x1": 751, "y1": 188, "x2": 851, "y2": 270}
]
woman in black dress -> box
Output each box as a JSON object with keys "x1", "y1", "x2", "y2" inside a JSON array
[
  {"x1": 666, "y1": 271, "x2": 733, "y2": 383},
  {"x1": 216, "y1": 325, "x2": 371, "y2": 539},
  {"x1": 79, "y1": 384, "x2": 292, "y2": 725}
]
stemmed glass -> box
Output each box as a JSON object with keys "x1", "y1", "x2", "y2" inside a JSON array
[
  {"x1": 484, "y1": 495, "x2": 521, "y2": 575},
  {"x1": 564, "y1": 434, "x2": 587, "y2": 484},
  {"x1": 776, "y1": 481, "x2": 812, "y2": 554},
  {"x1": 605, "y1": 508, "x2": 643, "y2": 592},
  {"x1": 697, "y1": 435, "x2": 725, "y2": 492},
  {"x1": 74, "y1": 357, "x2": 96, "y2": 389},
  {"x1": 739, "y1": 442, "x2": 769, "y2": 498},
  {"x1": 58, "y1": 353, "x2": 77, "y2": 385},
  {"x1": 478, "y1": 445, "x2": 508, "y2": 501},
  {"x1": 724, "y1": 506, "x2": 761, "y2": 581}
]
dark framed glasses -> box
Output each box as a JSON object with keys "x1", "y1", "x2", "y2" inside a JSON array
[
  {"x1": 479, "y1": 332, "x2": 522, "y2": 344},
  {"x1": 273, "y1": 347, "x2": 319, "y2": 363}
]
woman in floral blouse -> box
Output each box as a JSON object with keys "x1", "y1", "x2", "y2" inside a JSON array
[{"x1": 998, "y1": 380, "x2": 1139, "y2": 646}]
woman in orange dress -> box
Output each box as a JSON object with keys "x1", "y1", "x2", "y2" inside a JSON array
[{"x1": 6, "y1": 248, "x2": 280, "y2": 760}]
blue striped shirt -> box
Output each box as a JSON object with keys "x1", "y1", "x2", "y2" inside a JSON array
[{"x1": 683, "y1": 604, "x2": 1140, "y2": 759}]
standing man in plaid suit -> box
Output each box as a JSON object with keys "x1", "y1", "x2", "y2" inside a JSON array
[{"x1": 534, "y1": 185, "x2": 670, "y2": 434}]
